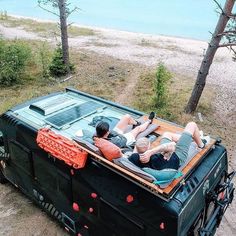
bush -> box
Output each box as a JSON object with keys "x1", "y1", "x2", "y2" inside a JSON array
[
  {"x1": 0, "y1": 39, "x2": 31, "y2": 86},
  {"x1": 0, "y1": 11, "x2": 8, "y2": 20},
  {"x1": 49, "y1": 45, "x2": 74, "y2": 77},
  {"x1": 153, "y1": 63, "x2": 172, "y2": 107},
  {"x1": 38, "y1": 42, "x2": 51, "y2": 79}
]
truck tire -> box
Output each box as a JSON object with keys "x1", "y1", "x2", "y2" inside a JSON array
[{"x1": 0, "y1": 169, "x2": 7, "y2": 184}]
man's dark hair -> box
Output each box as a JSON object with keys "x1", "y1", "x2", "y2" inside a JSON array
[{"x1": 96, "y1": 121, "x2": 109, "y2": 138}]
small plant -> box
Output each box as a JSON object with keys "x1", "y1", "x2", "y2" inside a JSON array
[
  {"x1": 49, "y1": 45, "x2": 74, "y2": 77},
  {"x1": 38, "y1": 42, "x2": 51, "y2": 79},
  {"x1": 0, "y1": 11, "x2": 8, "y2": 20},
  {"x1": 0, "y1": 39, "x2": 31, "y2": 86},
  {"x1": 153, "y1": 63, "x2": 172, "y2": 108}
]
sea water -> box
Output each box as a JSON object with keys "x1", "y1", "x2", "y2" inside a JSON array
[{"x1": 0, "y1": 0, "x2": 227, "y2": 41}]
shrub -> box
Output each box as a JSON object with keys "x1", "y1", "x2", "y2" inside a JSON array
[
  {"x1": 38, "y1": 42, "x2": 51, "y2": 79},
  {"x1": 0, "y1": 11, "x2": 8, "y2": 20},
  {"x1": 49, "y1": 45, "x2": 74, "y2": 77},
  {"x1": 0, "y1": 39, "x2": 31, "y2": 86},
  {"x1": 153, "y1": 63, "x2": 172, "y2": 107}
]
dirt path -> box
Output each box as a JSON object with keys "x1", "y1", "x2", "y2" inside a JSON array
[{"x1": 115, "y1": 70, "x2": 141, "y2": 105}]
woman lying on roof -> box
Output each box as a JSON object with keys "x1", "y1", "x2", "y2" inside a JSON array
[{"x1": 94, "y1": 112, "x2": 155, "y2": 148}]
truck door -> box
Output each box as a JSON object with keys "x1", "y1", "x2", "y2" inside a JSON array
[
  {"x1": 33, "y1": 153, "x2": 72, "y2": 203},
  {"x1": 8, "y1": 140, "x2": 34, "y2": 192}
]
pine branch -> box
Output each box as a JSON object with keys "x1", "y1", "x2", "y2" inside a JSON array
[
  {"x1": 218, "y1": 43, "x2": 236, "y2": 47},
  {"x1": 38, "y1": 3, "x2": 59, "y2": 17},
  {"x1": 229, "y1": 14, "x2": 236, "y2": 19},
  {"x1": 66, "y1": 6, "x2": 80, "y2": 18},
  {"x1": 67, "y1": 22, "x2": 74, "y2": 27},
  {"x1": 231, "y1": 46, "x2": 236, "y2": 52},
  {"x1": 215, "y1": 9, "x2": 222, "y2": 15},
  {"x1": 213, "y1": 0, "x2": 224, "y2": 14},
  {"x1": 213, "y1": 0, "x2": 236, "y2": 18},
  {"x1": 217, "y1": 30, "x2": 236, "y2": 36}
]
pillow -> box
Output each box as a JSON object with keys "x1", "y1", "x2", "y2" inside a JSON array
[
  {"x1": 142, "y1": 168, "x2": 179, "y2": 182},
  {"x1": 89, "y1": 116, "x2": 119, "y2": 129},
  {"x1": 73, "y1": 137, "x2": 101, "y2": 155},
  {"x1": 113, "y1": 157, "x2": 156, "y2": 182},
  {"x1": 94, "y1": 138, "x2": 122, "y2": 161}
]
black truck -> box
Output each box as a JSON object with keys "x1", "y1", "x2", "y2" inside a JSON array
[{"x1": 0, "y1": 88, "x2": 234, "y2": 236}]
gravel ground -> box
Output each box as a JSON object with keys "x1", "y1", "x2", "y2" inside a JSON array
[{"x1": 0, "y1": 20, "x2": 236, "y2": 236}]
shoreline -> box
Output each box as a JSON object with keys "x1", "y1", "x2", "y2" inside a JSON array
[
  {"x1": 9, "y1": 14, "x2": 207, "y2": 44},
  {"x1": 1, "y1": 14, "x2": 234, "y2": 85}
]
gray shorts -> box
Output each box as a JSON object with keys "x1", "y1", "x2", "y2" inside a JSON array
[{"x1": 160, "y1": 132, "x2": 192, "y2": 166}]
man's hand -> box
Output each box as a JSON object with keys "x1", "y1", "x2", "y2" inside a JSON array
[
  {"x1": 139, "y1": 150, "x2": 152, "y2": 163},
  {"x1": 161, "y1": 142, "x2": 176, "y2": 161},
  {"x1": 163, "y1": 142, "x2": 176, "y2": 152},
  {"x1": 139, "y1": 141, "x2": 177, "y2": 163}
]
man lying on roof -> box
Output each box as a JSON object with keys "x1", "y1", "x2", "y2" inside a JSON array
[
  {"x1": 129, "y1": 121, "x2": 210, "y2": 170},
  {"x1": 94, "y1": 112, "x2": 155, "y2": 148}
]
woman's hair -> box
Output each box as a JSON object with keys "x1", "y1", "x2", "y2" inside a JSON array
[{"x1": 96, "y1": 121, "x2": 110, "y2": 138}]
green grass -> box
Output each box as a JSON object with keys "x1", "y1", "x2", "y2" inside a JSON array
[
  {"x1": 0, "y1": 16, "x2": 96, "y2": 37},
  {"x1": 68, "y1": 26, "x2": 95, "y2": 37},
  {"x1": 137, "y1": 38, "x2": 195, "y2": 55},
  {"x1": 0, "y1": 39, "x2": 131, "y2": 114},
  {"x1": 132, "y1": 69, "x2": 215, "y2": 125},
  {"x1": 138, "y1": 38, "x2": 159, "y2": 47}
]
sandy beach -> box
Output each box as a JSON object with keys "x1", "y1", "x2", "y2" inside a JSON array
[{"x1": 0, "y1": 15, "x2": 236, "y2": 236}]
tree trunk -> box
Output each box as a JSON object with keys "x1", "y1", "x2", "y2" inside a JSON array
[
  {"x1": 185, "y1": 0, "x2": 235, "y2": 113},
  {"x1": 58, "y1": 0, "x2": 70, "y2": 72}
]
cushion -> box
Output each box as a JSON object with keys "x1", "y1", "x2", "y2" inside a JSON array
[
  {"x1": 113, "y1": 157, "x2": 156, "y2": 182},
  {"x1": 136, "y1": 123, "x2": 159, "y2": 139},
  {"x1": 73, "y1": 137, "x2": 101, "y2": 155},
  {"x1": 142, "y1": 168, "x2": 182, "y2": 183},
  {"x1": 94, "y1": 138, "x2": 122, "y2": 161},
  {"x1": 89, "y1": 116, "x2": 120, "y2": 130}
]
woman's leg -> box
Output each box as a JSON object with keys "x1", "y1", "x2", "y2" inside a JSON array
[
  {"x1": 129, "y1": 121, "x2": 151, "y2": 138},
  {"x1": 114, "y1": 114, "x2": 137, "y2": 133}
]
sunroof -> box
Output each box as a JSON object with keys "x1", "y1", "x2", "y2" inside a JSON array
[{"x1": 45, "y1": 101, "x2": 104, "y2": 129}]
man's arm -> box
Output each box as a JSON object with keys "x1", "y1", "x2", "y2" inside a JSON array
[{"x1": 139, "y1": 142, "x2": 176, "y2": 163}]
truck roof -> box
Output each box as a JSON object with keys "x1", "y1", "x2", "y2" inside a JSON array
[
  {"x1": 10, "y1": 89, "x2": 139, "y2": 138},
  {"x1": 8, "y1": 88, "x2": 216, "y2": 201}
]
